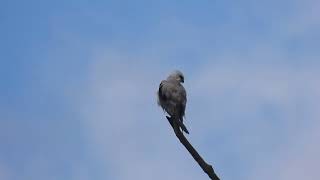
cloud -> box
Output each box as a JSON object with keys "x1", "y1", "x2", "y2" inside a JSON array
[
  {"x1": 74, "y1": 51, "x2": 205, "y2": 180},
  {"x1": 70, "y1": 41, "x2": 320, "y2": 180},
  {"x1": 189, "y1": 60, "x2": 320, "y2": 180},
  {"x1": 2, "y1": 0, "x2": 320, "y2": 179}
]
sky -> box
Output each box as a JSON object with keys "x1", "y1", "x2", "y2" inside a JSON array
[{"x1": 1, "y1": 0, "x2": 320, "y2": 180}]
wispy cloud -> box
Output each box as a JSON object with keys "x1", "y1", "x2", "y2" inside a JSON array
[
  {"x1": 69, "y1": 44, "x2": 320, "y2": 180},
  {"x1": 2, "y1": 0, "x2": 320, "y2": 180}
]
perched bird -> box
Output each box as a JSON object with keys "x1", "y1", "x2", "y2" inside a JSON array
[{"x1": 157, "y1": 70, "x2": 189, "y2": 134}]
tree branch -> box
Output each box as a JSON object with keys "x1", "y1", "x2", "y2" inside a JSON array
[{"x1": 166, "y1": 116, "x2": 220, "y2": 180}]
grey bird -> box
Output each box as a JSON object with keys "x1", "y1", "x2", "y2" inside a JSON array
[{"x1": 157, "y1": 70, "x2": 189, "y2": 134}]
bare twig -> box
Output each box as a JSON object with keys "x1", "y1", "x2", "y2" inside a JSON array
[{"x1": 166, "y1": 116, "x2": 220, "y2": 180}]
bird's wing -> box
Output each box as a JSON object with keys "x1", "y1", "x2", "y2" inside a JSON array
[
  {"x1": 158, "y1": 80, "x2": 189, "y2": 134},
  {"x1": 158, "y1": 80, "x2": 168, "y2": 101},
  {"x1": 158, "y1": 80, "x2": 178, "y2": 102},
  {"x1": 158, "y1": 80, "x2": 187, "y2": 116}
]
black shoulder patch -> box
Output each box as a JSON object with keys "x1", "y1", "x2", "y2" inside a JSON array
[{"x1": 158, "y1": 82, "x2": 167, "y2": 100}]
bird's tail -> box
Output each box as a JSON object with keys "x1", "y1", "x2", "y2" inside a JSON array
[
  {"x1": 166, "y1": 116, "x2": 189, "y2": 134},
  {"x1": 178, "y1": 118, "x2": 189, "y2": 134}
]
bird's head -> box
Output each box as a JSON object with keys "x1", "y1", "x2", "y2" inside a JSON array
[{"x1": 167, "y1": 70, "x2": 185, "y2": 83}]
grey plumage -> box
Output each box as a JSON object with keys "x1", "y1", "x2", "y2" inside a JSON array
[{"x1": 157, "y1": 70, "x2": 189, "y2": 134}]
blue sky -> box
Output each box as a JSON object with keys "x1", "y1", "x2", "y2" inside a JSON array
[{"x1": 1, "y1": 0, "x2": 320, "y2": 180}]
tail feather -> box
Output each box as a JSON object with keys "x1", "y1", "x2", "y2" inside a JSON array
[
  {"x1": 166, "y1": 116, "x2": 189, "y2": 134},
  {"x1": 177, "y1": 119, "x2": 189, "y2": 134}
]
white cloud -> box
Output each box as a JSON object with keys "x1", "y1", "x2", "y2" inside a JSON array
[
  {"x1": 74, "y1": 51, "x2": 208, "y2": 180},
  {"x1": 73, "y1": 44, "x2": 320, "y2": 180},
  {"x1": 190, "y1": 61, "x2": 320, "y2": 180}
]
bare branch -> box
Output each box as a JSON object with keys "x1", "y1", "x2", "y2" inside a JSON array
[{"x1": 166, "y1": 116, "x2": 220, "y2": 180}]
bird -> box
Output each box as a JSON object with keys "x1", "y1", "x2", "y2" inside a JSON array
[{"x1": 157, "y1": 70, "x2": 189, "y2": 134}]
